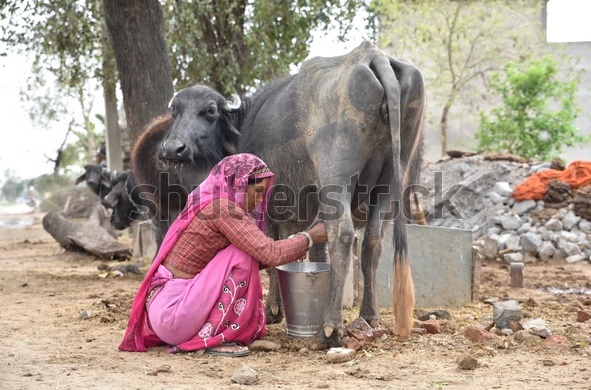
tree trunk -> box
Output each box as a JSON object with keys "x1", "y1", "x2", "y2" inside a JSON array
[
  {"x1": 103, "y1": 0, "x2": 173, "y2": 146},
  {"x1": 101, "y1": 19, "x2": 123, "y2": 171},
  {"x1": 440, "y1": 102, "x2": 451, "y2": 157},
  {"x1": 103, "y1": 77, "x2": 123, "y2": 170}
]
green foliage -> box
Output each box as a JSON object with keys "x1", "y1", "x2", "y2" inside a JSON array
[
  {"x1": 162, "y1": 0, "x2": 367, "y2": 94},
  {"x1": 477, "y1": 57, "x2": 584, "y2": 160},
  {"x1": 369, "y1": 0, "x2": 559, "y2": 155},
  {"x1": 3, "y1": 0, "x2": 369, "y2": 96},
  {"x1": 1, "y1": 0, "x2": 103, "y2": 88},
  {"x1": 2, "y1": 0, "x2": 105, "y2": 172},
  {"x1": 1, "y1": 178, "x2": 25, "y2": 202},
  {"x1": 34, "y1": 173, "x2": 73, "y2": 195},
  {"x1": 1, "y1": 0, "x2": 370, "y2": 175}
]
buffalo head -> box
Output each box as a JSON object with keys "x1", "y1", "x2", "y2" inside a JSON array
[
  {"x1": 76, "y1": 164, "x2": 112, "y2": 198},
  {"x1": 158, "y1": 85, "x2": 241, "y2": 169},
  {"x1": 101, "y1": 170, "x2": 141, "y2": 230}
]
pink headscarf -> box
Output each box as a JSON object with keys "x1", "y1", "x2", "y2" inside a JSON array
[{"x1": 119, "y1": 153, "x2": 275, "y2": 352}]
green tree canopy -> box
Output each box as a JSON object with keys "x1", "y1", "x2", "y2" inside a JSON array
[
  {"x1": 477, "y1": 57, "x2": 584, "y2": 160},
  {"x1": 369, "y1": 0, "x2": 556, "y2": 156},
  {"x1": 2, "y1": 0, "x2": 371, "y2": 168},
  {"x1": 2, "y1": 0, "x2": 369, "y2": 96},
  {"x1": 163, "y1": 0, "x2": 366, "y2": 95}
]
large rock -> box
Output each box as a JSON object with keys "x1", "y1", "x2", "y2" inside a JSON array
[
  {"x1": 538, "y1": 241, "x2": 556, "y2": 262},
  {"x1": 494, "y1": 182, "x2": 514, "y2": 197},
  {"x1": 521, "y1": 232, "x2": 542, "y2": 254},
  {"x1": 493, "y1": 300, "x2": 523, "y2": 330},
  {"x1": 512, "y1": 200, "x2": 536, "y2": 216},
  {"x1": 503, "y1": 252, "x2": 523, "y2": 264},
  {"x1": 523, "y1": 318, "x2": 551, "y2": 338},
  {"x1": 479, "y1": 235, "x2": 500, "y2": 259},
  {"x1": 579, "y1": 220, "x2": 591, "y2": 233},
  {"x1": 545, "y1": 218, "x2": 563, "y2": 231},
  {"x1": 501, "y1": 214, "x2": 523, "y2": 230},
  {"x1": 562, "y1": 211, "x2": 581, "y2": 231}
]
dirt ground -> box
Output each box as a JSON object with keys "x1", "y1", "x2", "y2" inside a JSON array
[{"x1": 1, "y1": 210, "x2": 591, "y2": 390}]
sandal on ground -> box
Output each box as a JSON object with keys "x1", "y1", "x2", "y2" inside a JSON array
[{"x1": 205, "y1": 343, "x2": 250, "y2": 357}]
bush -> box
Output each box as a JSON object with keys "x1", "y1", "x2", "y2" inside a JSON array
[{"x1": 477, "y1": 57, "x2": 585, "y2": 160}]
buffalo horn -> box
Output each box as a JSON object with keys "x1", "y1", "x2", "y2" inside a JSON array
[{"x1": 226, "y1": 94, "x2": 241, "y2": 110}]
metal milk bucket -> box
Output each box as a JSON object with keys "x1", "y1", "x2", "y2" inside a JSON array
[{"x1": 276, "y1": 262, "x2": 331, "y2": 338}]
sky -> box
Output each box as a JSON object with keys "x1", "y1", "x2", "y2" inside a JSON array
[
  {"x1": 0, "y1": 53, "x2": 69, "y2": 180},
  {"x1": 0, "y1": 0, "x2": 590, "y2": 181}
]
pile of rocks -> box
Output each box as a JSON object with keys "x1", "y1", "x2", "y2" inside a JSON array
[{"x1": 418, "y1": 154, "x2": 591, "y2": 264}]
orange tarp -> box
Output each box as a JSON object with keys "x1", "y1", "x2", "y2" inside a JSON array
[{"x1": 512, "y1": 160, "x2": 591, "y2": 201}]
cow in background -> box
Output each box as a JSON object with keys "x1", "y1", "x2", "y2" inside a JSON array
[
  {"x1": 75, "y1": 163, "x2": 118, "y2": 236},
  {"x1": 75, "y1": 164, "x2": 113, "y2": 199},
  {"x1": 136, "y1": 41, "x2": 425, "y2": 345},
  {"x1": 101, "y1": 170, "x2": 146, "y2": 231}
]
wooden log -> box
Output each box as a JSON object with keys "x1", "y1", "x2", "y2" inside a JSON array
[{"x1": 42, "y1": 211, "x2": 131, "y2": 260}]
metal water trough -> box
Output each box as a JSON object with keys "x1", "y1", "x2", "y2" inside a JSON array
[{"x1": 343, "y1": 223, "x2": 477, "y2": 308}]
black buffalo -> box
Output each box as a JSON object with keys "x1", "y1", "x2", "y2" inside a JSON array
[
  {"x1": 75, "y1": 164, "x2": 112, "y2": 199},
  {"x1": 130, "y1": 108, "x2": 239, "y2": 245},
  {"x1": 136, "y1": 41, "x2": 425, "y2": 343},
  {"x1": 100, "y1": 170, "x2": 145, "y2": 231}
]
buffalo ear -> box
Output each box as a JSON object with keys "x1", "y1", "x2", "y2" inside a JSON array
[
  {"x1": 75, "y1": 174, "x2": 86, "y2": 185},
  {"x1": 100, "y1": 175, "x2": 112, "y2": 190}
]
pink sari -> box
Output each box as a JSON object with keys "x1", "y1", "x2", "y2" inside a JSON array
[{"x1": 119, "y1": 154, "x2": 275, "y2": 352}]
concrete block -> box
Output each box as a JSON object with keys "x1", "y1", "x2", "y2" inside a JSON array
[
  {"x1": 373, "y1": 223, "x2": 475, "y2": 308},
  {"x1": 132, "y1": 220, "x2": 158, "y2": 259}
]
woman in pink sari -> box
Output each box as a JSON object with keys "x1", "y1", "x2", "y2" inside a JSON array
[{"x1": 119, "y1": 153, "x2": 326, "y2": 356}]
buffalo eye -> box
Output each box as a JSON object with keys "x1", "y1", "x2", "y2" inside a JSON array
[
  {"x1": 169, "y1": 104, "x2": 177, "y2": 114},
  {"x1": 207, "y1": 104, "x2": 218, "y2": 116}
]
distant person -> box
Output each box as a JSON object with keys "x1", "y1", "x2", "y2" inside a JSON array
[
  {"x1": 96, "y1": 143, "x2": 107, "y2": 166},
  {"x1": 119, "y1": 153, "x2": 327, "y2": 357},
  {"x1": 25, "y1": 186, "x2": 39, "y2": 209}
]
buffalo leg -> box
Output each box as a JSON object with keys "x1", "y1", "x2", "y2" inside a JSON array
[
  {"x1": 319, "y1": 217, "x2": 354, "y2": 346},
  {"x1": 316, "y1": 189, "x2": 355, "y2": 346},
  {"x1": 358, "y1": 189, "x2": 392, "y2": 327},
  {"x1": 263, "y1": 224, "x2": 284, "y2": 324},
  {"x1": 265, "y1": 267, "x2": 284, "y2": 324}
]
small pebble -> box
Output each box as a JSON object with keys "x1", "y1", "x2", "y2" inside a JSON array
[
  {"x1": 156, "y1": 365, "x2": 171, "y2": 373},
  {"x1": 79, "y1": 310, "x2": 92, "y2": 319},
  {"x1": 249, "y1": 340, "x2": 280, "y2": 351},
  {"x1": 231, "y1": 364, "x2": 258, "y2": 385},
  {"x1": 457, "y1": 354, "x2": 478, "y2": 370},
  {"x1": 326, "y1": 348, "x2": 356, "y2": 364}
]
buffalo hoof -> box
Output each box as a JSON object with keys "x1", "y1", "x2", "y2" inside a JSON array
[
  {"x1": 311, "y1": 322, "x2": 345, "y2": 348},
  {"x1": 265, "y1": 303, "x2": 284, "y2": 325},
  {"x1": 363, "y1": 315, "x2": 380, "y2": 328},
  {"x1": 359, "y1": 306, "x2": 381, "y2": 328}
]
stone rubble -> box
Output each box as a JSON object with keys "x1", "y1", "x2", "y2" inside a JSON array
[{"x1": 419, "y1": 155, "x2": 591, "y2": 264}]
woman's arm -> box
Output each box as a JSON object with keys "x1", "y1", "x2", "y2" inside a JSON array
[{"x1": 213, "y1": 198, "x2": 309, "y2": 267}]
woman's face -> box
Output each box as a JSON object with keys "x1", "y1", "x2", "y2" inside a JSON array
[{"x1": 243, "y1": 177, "x2": 270, "y2": 213}]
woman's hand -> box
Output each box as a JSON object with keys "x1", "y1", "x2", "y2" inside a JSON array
[{"x1": 306, "y1": 222, "x2": 327, "y2": 244}]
